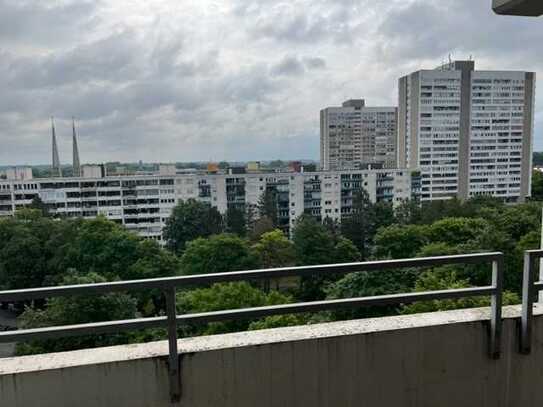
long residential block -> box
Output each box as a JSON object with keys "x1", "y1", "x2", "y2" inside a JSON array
[{"x1": 0, "y1": 168, "x2": 420, "y2": 242}]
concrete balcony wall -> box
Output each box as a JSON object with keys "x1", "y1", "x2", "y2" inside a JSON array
[{"x1": 3, "y1": 305, "x2": 543, "y2": 407}]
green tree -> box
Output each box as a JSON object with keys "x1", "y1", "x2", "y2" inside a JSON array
[
  {"x1": 252, "y1": 230, "x2": 297, "y2": 269},
  {"x1": 225, "y1": 206, "x2": 247, "y2": 236},
  {"x1": 51, "y1": 217, "x2": 145, "y2": 281},
  {"x1": 490, "y1": 203, "x2": 541, "y2": 241},
  {"x1": 248, "y1": 314, "x2": 308, "y2": 330},
  {"x1": 418, "y1": 198, "x2": 465, "y2": 224},
  {"x1": 394, "y1": 199, "x2": 422, "y2": 225},
  {"x1": 401, "y1": 268, "x2": 519, "y2": 314},
  {"x1": 258, "y1": 189, "x2": 278, "y2": 227},
  {"x1": 322, "y1": 216, "x2": 342, "y2": 242},
  {"x1": 416, "y1": 242, "x2": 461, "y2": 257},
  {"x1": 292, "y1": 215, "x2": 338, "y2": 300},
  {"x1": 249, "y1": 215, "x2": 275, "y2": 241},
  {"x1": 325, "y1": 267, "x2": 419, "y2": 320},
  {"x1": 292, "y1": 215, "x2": 335, "y2": 266},
  {"x1": 253, "y1": 229, "x2": 298, "y2": 291},
  {"x1": 0, "y1": 215, "x2": 180, "y2": 323},
  {"x1": 465, "y1": 195, "x2": 504, "y2": 214},
  {"x1": 374, "y1": 224, "x2": 430, "y2": 259},
  {"x1": 426, "y1": 217, "x2": 488, "y2": 246},
  {"x1": 28, "y1": 196, "x2": 50, "y2": 217},
  {"x1": 0, "y1": 215, "x2": 81, "y2": 289},
  {"x1": 516, "y1": 230, "x2": 541, "y2": 254},
  {"x1": 177, "y1": 282, "x2": 292, "y2": 335},
  {"x1": 0, "y1": 218, "x2": 52, "y2": 289},
  {"x1": 373, "y1": 201, "x2": 395, "y2": 231},
  {"x1": 506, "y1": 230, "x2": 542, "y2": 294},
  {"x1": 43, "y1": 217, "x2": 181, "y2": 284},
  {"x1": 534, "y1": 170, "x2": 543, "y2": 201},
  {"x1": 534, "y1": 152, "x2": 543, "y2": 167},
  {"x1": 16, "y1": 272, "x2": 143, "y2": 355},
  {"x1": 163, "y1": 199, "x2": 223, "y2": 253},
  {"x1": 246, "y1": 204, "x2": 258, "y2": 237},
  {"x1": 125, "y1": 239, "x2": 180, "y2": 280},
  {"x1": 341, "y1": 188, "x2": 376, "y2": 259},
  {"x1": 14, "y1": 207, "x2": 43, "y2": 221},
  {"x1": 461, "y1": 225, "x2": 517, "y2": 290},
  {"x1": 333, "y1": 237, "x2": 361, "y2": 263},
  {"x1": 180, "y1": 234, "x2": 258, "y2": 275}
]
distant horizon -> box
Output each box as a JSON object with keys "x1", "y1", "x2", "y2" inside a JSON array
[{"x1": 0, "y1": 158, "x2": 321, "y2": 169}]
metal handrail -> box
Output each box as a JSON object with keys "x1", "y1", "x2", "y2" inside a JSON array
[
  {"x1": 0, "y1": 252, "x2": 505, "y2": 402},
  {"x1": 520, "y1": 249, "x2": 543, "y2": 354}
]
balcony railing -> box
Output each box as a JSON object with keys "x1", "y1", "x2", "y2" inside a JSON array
[
  {"x1": 0, "y1": 252, "x2": 504, "y2": 402},
  {"x1": 520, "y1": 249, "x2": 543, "y2": 353}
]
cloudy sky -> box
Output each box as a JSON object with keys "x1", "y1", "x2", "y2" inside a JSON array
[{"x1": 1, "y1": 0, "x2": 542, "y2": 165}]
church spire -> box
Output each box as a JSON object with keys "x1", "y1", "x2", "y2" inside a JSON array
[
  {"x1": 51, "y1": 117, "x2": 62, "y2": 177},
  {"x1": 72, "y1": 117, "x2": 81, "y2": 177}
]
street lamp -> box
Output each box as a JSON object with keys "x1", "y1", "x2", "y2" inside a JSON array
[{"x1": 493, "y1": 0, "x2": 543, "y2": 16}]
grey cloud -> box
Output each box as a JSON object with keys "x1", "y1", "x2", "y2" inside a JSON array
[
  {"x1": 215, "y1": 64, "x2": 282, "y2": 108},
  {"x1": 270, "y1": 55, "x2": 327, "y2": 77},
  {"x1": 0, "y1": 0, "x2": 100, "y2": 48},
  {"x1": 6, "y1": 31, "x2": 142, "y2": 89},
  {"x1": 256, "y1": 14, "x2": 327, "y2": 44},
  {"x1": 1, "y1": 0, "x2": 373, "y2": 164},
  {"x1": 241, "y1": 1, "x2": 365, "y2": 45},
  {"x1": 150, "y1": 36, "x2": 185, "y2": 76},
  {"x1": 2, "y1": 0, "x2": 543, "y2": 165},
  {"x1": 303, "y1": 57, "x2": 326, "y2": 70},
  {"x1": 377, "y1": 0, "x2": 543, "y2": 64},
  {"x1": 270, "y1": 55, "x2": 305, "y2": 77}
]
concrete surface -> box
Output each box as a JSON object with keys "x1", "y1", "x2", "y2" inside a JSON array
[
  {"x1": 0, "y1": 310, "x2": 16, "y2": 358},
  {"x1": 2, "y1": 305, "x2": 543, "y2": 406}
]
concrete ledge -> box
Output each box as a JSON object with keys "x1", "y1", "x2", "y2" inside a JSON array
[
  {"x1": 2, "y1": 305, "x2": 543, "y2": 406},
  {"x1": 0, "y1": 305, "x2": 530, "y2": 375}
]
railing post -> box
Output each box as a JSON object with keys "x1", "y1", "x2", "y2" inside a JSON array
[
  {"x1": 164, "y1": 287, "x2": 180, "y2": 403},
  {"x1": 521, "y1": 252, "x2": 536, "y2": 354},
  {"x1": 490, "y1": 255, "x2": 504, "y2": 359}
]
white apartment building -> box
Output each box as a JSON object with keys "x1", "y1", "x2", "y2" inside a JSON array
[
  {"x1": 0, "y1": 168, "x2": 419, "y2": 242},
  {"x1": 320, "y1": 99, "x2": 398, "y2": 171},
  {"x1": 398, "y1": 60, "x2": 535, "y2": 202}
]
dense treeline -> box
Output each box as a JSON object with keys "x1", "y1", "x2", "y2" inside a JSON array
[
  {"x1": 1, "y1": 186, "x2": 541, "y2": 354},
  {"x1": 533, "y1": 152, "x2": 543, "y2": 167}
]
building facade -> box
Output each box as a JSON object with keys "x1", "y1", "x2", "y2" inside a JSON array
[
  {"x1": 320, "y1": 99, "x2": 398, "y2": 171},
  {"x1": 0, "y1": 167, "x2": 33, "y2": 181},
  {"x1": 398, "y1": 60, "x2": 535, "y2": 202},
  {"x1": 0, "y1": 169, "x2": 420, "y2": 242}
]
